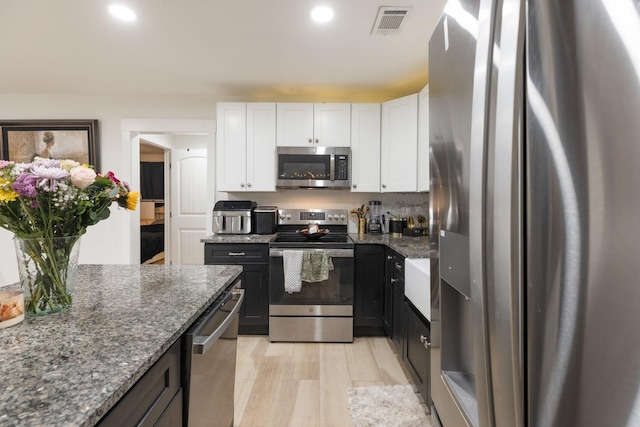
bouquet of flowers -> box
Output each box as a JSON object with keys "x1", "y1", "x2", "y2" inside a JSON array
[{"x1": 0, "y1": 157, "x2": 138, "y2": 315}]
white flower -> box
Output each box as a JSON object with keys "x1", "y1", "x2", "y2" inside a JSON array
[
  {"x1": 70, "y1": 166, "x2": 96, "y2": 189},
  {"x1": 60, "y1": 160, "x2": 80, "y2": 171}
]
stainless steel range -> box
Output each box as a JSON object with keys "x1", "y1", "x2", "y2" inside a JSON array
[{"x1": 269, "y1": 208, "x2": 354, "y2": 343}]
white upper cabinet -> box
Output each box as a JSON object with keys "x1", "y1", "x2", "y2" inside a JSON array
[
  {"x1": 246, "y1": 103, "x2": 277, "y2": 191},
  {"x1": 380, "y1": 93, "x2": 418, "y2": 192},
  {"x1": 417, "y1": 84, "x2": 430, "y2": 192},
  {"x1": 350, "y1": 104, "x2": 381, "y2": 192},
  {"x1": 216, "y1": 102, "x2": 276, "y2": 192},
  {"x1": 277, "y1": 103, "x2": 351, "y2": 147}
]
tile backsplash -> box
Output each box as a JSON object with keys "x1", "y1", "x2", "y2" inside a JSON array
[{"x1": 220, "y1": 191, "x2": 428, "y2": 233}]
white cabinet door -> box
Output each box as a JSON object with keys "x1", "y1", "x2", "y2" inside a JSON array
[
  {"x1": 276, "y1": 103, "x2": 351, "y2": 147},
  {"x1": 170, "y1": 149, "x2": 207, "y2": 265},
  {"x1": 217, "y1": 102, "x2": 276, "y2": 192},
  {"x1": 380, "y1": 94, "x2": 418, "y2": 192},
  {"x1": 216, "y1": 102, "x2": 247, "y2": 192},
  {"x1": 246, "y1": 103, "x2": 276, "y2": 192},
  {"x1": 417, "y1": 84, "x2": 430, "y2": 192},
  {"x1": 313, "y1": 103, "x2": 351, "y2": 147},
  {"x1": 350, "y1": 103, "x2": 381, "y2": 192},
  {"x1": 276, "y1": 103, "x2": 314, "y2": 146}
]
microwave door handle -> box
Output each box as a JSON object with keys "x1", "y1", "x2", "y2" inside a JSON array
[{"x1": 330, "y1": 154, "x2": 335, "y2": 181}]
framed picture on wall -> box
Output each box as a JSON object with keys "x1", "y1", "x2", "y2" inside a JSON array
[{"x1": 0, "y1": 120, "x2": 100, "y2": 169}]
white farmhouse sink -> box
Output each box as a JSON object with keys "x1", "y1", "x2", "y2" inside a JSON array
[{"x1": 405, "y1": 258, "x2": 431, "y2": 321}]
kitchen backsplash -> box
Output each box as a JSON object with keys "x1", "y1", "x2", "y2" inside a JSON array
[{"x1": 220, "y1": 191, "x2": 428, "y2": 233}]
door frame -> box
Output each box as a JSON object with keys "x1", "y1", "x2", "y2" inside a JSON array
[{"x1": 121, "y1": 119, "x2": 216, "y2": 264}]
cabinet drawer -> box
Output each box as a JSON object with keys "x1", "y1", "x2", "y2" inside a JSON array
[
  {"x1": 98, "y1": 340, "x2": 181, "y2": 427},
  {"x1": 204, "y1": 244, "x2": 268, "y2": 264}
]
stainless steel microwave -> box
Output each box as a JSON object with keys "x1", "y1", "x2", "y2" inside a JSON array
[{"x1": 276, "y1": 146, "x2": 351, "y2": 189}]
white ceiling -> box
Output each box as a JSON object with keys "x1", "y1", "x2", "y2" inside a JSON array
[{"x1": 0, "y1": 0, "x2": 447, "y2": 102}]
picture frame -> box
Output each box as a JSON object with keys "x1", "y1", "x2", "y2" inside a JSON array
[{"x1": 0, "y1": 120, "x2": 100, "y2": 169}]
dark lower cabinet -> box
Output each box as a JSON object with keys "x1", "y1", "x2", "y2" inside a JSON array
[
  {"x1": 383, "y1": 248, "x2": 394, "y2": 335},
  {"x1": 404, "y1": 299, "x2": 431, "y2": 405},
  {"x1": 98, "y1": 340, "x2": 182, "y2": 427},
  {"x1": 354, "y1": 245, "x2": 386, "y2": 336},
  {"x1": 390, "y1": 251, "x2": 405, "y2": 356},
  {"x1": 204, "y1": 243, "x2": 269, "y2": 335}
]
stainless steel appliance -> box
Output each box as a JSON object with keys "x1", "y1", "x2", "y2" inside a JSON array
[
  {"x1": 269, "y1": 208, "x2": 354, "y2": 342},
  {"x1": 212, "y1": 200, "x2": 256, "y2": 234},
  {"x1": 184, "y1": 287, "x2": 244, "y2": 427},
  {"x1": 429, "y1": 1, "x2": 640, "y2": 426},
  {"x1": 276, "y1": 146, "x2": 350, "y2": 189}
]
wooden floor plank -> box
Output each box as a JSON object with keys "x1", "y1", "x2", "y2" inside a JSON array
[
  {"x1": 236, "y1": 336, "x2": 267, "y2": 381},
  {"x1": 288, "y1": 379, "x2": 320, "y2": 427},
  {"x1": 368, "y1": 337, "x2": 412, "y2": 385},
  {"x1": 319, "y1": 344, "x2": 354, "y2": 427},
  {"x1": 239, "y1": 356, "x2": 297, "y2": 427},
  {"x1": 291, "y1": 342, "x2": 320, "y2": 380},
  {"x1": 264, "y1": 341, "x2": 294, "y2": 357},
  {"x1": 345, "y1": 338, "x2": 383, "y2": 382},
  {"x1": 233, "y1": 378, "x2": 254, "y2": 426}
]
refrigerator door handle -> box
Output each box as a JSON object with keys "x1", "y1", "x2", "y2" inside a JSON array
[
  {"x1": 468, "y1": 0, "x2": 502, "y2": 426},
  {"x1": 485, "y1": 0, "x2": 526, "y2": 425}
]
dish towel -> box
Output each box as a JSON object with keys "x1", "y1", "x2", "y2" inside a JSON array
[
  {"x1": 302, "y1": 250, "x2": 334, "y2": 283},
  {"x1": 283, "y1": 250, "x2": 304, "y2": 293}
]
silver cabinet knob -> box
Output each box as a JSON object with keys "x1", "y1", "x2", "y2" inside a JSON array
[
  {"x1": 391, "y1": 278, "x2": 397, "y2": 283},
  {"x1": 387, "y1": 255, "x2": 393, "y2": 260},
  {"x1": 382, "y1": 184, "x2": 386, "y2": 188},
  {"x1": 314, "y1": 138, "x2": 319, "y2": 143},
  {"x1": 308, "y1": 138, "x2": 313, "y2": 143},
  {"x1": 240, "y1": 183, "x2": 245, "y2": 188},
  {"x1": 420, "y1": 335, "x2": 431, "y2": 348},
  {"x1": 247, "y1": 183, "x2": 252, "y2": 188},
  {"x1": 353, "y1": 184, "x2": 357, "y2": 189}
]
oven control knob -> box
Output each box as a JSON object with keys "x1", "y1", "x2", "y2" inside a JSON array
[
  {"x1": 279, "y1": 213, "x2": 285, "y2": 220},
  {"x1": 327, "y1": 214, "x2": 333, "y2": 220},
  {"x1": 339, "y1": 214, "x2": 346, "y2": 220},
  {"x1": 286, "y1": 214, "x2": 292, "y2": 219}
]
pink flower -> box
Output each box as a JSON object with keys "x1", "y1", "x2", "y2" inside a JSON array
[
  {"x1": 70, "y1": 166, "x2": 96, "y2": 189},
  {"x1": 106, "y1": 171, "x2": 121, "y2": 184}
]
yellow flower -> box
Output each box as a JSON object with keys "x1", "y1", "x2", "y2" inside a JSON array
[
  {"x1": 0, "y1": 178, "x2": 17, "y2": 202},
  {"x1": 126, "y1": 191, "x2": 139, "y2": 210},
  {"x1": 0, "y1": 188, "x2": 18, "y2": 202}
]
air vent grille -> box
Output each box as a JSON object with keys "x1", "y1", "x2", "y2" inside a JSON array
[{"x1": 372, "y1": 6, "x2": 412, "y2": 35}]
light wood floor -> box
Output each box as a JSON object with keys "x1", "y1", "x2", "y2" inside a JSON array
[{"x1": 234, "y1": 336, "x2": 414, "y2": 427}]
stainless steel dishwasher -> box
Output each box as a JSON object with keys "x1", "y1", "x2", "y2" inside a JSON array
[{"x1": 184, "y1": 287, "x2": 244, "y2": 427}]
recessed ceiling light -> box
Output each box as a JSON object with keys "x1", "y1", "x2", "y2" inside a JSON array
[
  {"x1": 109, "y1": 4, "x2": 137, "y2": 22},
  {"x1": 310, "y1": 6, "x2": 334, "y2": 23}
]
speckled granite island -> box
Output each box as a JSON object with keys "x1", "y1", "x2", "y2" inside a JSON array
[{"x1": 0, "y1": 264, "x2": 242, "y2": 427}]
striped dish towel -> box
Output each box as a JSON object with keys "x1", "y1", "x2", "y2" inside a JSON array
[{"x1": 283, "y1": 250, "x2": 303, "y2": 293}]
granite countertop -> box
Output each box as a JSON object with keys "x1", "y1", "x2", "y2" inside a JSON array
[
  {"x1": 349, "y1": 233, "x2": 430, "y2": 258},
  {"x1": 201, "y1": 234, "x2": 276, "y2": 244},
  {"x1": 201, "y1": 232, "x2": 429, "y2": 258},
  {"x1": 0, "y1": 264, "x2": 242, "y2": 427}
]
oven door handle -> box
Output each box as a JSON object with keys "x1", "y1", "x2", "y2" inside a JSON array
[{"x1": 269, "y1": 248, "x2": 354, "y2": 258}]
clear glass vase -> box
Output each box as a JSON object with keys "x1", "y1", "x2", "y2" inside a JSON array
[{"x1": 14, "y1": 235, "x2": 81, "y2": 316}]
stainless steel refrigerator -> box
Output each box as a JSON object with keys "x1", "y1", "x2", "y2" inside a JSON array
[{"x1": 429, "y1": 0, "x2": 640, "y2": 426}]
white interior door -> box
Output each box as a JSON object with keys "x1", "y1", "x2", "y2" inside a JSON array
[{"x1": 170, "y1": 149, "x2": 207, "y2": 265}]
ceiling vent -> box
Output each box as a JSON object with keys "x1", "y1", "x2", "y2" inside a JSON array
[{"x1": 371, "y1": 6, "x2": 412, "y2": 35}]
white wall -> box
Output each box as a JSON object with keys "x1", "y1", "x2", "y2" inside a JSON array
[{"x1": 0, "y1": 94, "x2": 216, "y2": 286}]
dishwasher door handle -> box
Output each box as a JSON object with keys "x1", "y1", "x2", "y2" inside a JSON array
[{"x1": 192, "y1": 289, "x2": 244, "y2": 355}]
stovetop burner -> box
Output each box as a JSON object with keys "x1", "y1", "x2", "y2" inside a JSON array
[{"x1": 270, "y1": 208, "x2": 353, "y2": 249}]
